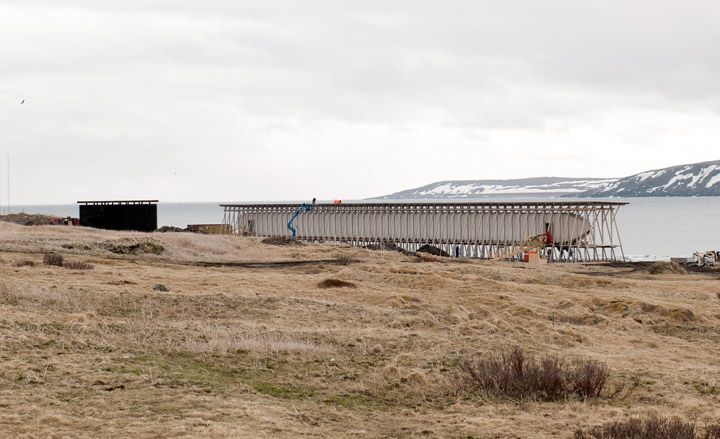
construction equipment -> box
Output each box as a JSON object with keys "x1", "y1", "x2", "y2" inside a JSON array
[
  {"x1": 493, "y1": 233, "x2": 549, "y2": 262},
  {"x1": 692, "y1": 251, "x2": 719, "y2": 267},
  {"x1": 287, "y1": 203, "x2": 314, "y2": 238}
]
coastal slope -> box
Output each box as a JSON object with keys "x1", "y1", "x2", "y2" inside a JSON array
[
  {"x1": 377, "y1": 159, "x2": 720, "y2": 199},
  {"x1": 377, "y1": 177, "x2": 616, "y2": 199},
  {"x1": 576, "y1": 160, "x2": 720, "y2": 197}
]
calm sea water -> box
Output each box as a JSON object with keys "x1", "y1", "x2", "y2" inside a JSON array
[{"x1": 4, "y1": 198, "x2": 719, "y2": 260}]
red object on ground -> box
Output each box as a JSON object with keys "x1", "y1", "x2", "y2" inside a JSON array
[
  {"x1": 545, "y1": 231, "x2": 554, "y2": 246},
  {"x1": 333, "y1": 199, "x2": 342, "y2": 205}
]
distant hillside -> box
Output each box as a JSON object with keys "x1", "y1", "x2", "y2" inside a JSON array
[
  {"x1": 377, "y1": 177, "x2": 617, "y2": 199},
  {"x1": 576, "y1": 160, "x2": 720, "y2": 197},
  {"x1": 376, "y1": 160, "x2": 720, "y2": 199}
]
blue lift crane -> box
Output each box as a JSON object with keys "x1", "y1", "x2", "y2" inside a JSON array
[{"x1": 287, "y1": 203, "x2": 314, "y2": 238}]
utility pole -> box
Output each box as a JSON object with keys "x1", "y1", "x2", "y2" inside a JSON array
[
  {"x1": 6, "y1": 154, "x2": 9, "y2": 215},
  {"x1": 0, "y1": 153, "x2": 3, "y2": 215}
]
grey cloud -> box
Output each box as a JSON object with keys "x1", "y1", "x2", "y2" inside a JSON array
[{"x1": 1, "y1": 1, "x2": 720, "y2": 203}]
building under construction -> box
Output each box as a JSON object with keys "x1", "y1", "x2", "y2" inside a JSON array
[
  {"x1": 221, "y1": 201, "x2": 626, "y2": 262},
  {"x1": 78, "y1": 200, "x2": 158, "y2": 232}
]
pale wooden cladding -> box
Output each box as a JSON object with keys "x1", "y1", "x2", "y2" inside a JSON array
[{"x1": 221, "y1": 202, "x2": 626, "y2": 262}]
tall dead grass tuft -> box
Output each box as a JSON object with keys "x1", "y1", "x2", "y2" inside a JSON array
[
  {"x1": 62, "y1": 260, "x2": 93, "y2": 270},
  {"x1": 458, "y1": 347, "x2": 608, "y2": 401},
  {"x1": 43, "y1": 253, "x2": 63, "y2": 267}
]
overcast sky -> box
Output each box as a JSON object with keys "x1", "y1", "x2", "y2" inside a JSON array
[{"x1": 1, "y1": 1, "x2": 719, "y2": 204}]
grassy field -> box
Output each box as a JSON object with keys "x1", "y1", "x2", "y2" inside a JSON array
[{"x1": 1, "y1": 222, "x2": 719, "y2": 438}]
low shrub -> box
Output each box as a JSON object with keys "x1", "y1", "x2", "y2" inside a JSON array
[
  {"x1": 646, "y1": 261, "x2": 687, "y2": 275},
  {"x1": 14, "y1": 260, "x2": 35, "y2": 267},
  {"x1": 458, "y1": 347, "x2": 608, "y2": 401},
  {"x1": 43, "y1": 254, "x2": 64, "y2": 267},
  {"x1": 706, "y1": 424, "x2": 720, "y2": 439},
  {"x1": 574, "y1": 416, "x2": 720, "y2": 439},
  {"x1": 101, "y1": 238, "x2": 164, "y2": 255}
]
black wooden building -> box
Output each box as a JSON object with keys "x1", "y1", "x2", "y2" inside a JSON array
[{"x1": 78, "y1": 200, "x2": 158, "y2": 232}]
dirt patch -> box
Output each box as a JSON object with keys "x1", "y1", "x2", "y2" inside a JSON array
[
  {"x1": 317, "y1": 279, "x2": 357, "y2": 289},
  {"x1": 417, "y1": 245, "x2": 449, "y2": 257},
  {"x1": 100, "y1": 238, "x2": 165, "y2": 255},
  {"x1": 261, "y1": 237, "x2": 305, "y2": 246}
]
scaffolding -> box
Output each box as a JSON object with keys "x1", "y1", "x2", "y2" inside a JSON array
[{"x1": 221, "y1": 201, "x2": 627, "y2": 262}]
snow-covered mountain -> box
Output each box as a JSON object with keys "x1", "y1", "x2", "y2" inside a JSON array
[
  {"x1": 377, "y1": 177, "x2": 617, "y2": 199},
  {"x1": 577, "y1": 160, "x2": 720, "y2": 197},
  {"x1": 375, "y1": 160, "x2": 720, "y2": 199}
]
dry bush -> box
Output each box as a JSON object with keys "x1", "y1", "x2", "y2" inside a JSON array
[
  {"x1": 646, "y1": 261, "x2": 687, "y2": 275},
  {"x1": 317, "y1": 279, "x2": 357, "y2": 289},
  {"x1": 458, "y1": 347, "x2": 608, "y2": 401},
  {"x1": 101, "y1": 238, "x2": 164, "y2": 255},
  {"x1": 62, "y1": 260, "x2": 93, "y2": 270},
  {"x1": 43, "y1": 253, "x2": 64, "y2": 267},
  {"x1": 574, "y1": 416, "x2": 702, "y2": 439},
  {"x1": 14, "y1": 260, "x2": 35, "y2": 267},
  {"x1": 706, "y1": 424, "x2": 720, "y2": 439}
]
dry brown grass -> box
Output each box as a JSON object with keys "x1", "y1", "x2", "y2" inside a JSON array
[
  {"x1": 183, "y1": 327, "x2": 327, "y2": 355},
  {"x1": 1, "y1": 222, "x2": 720, "y2": 438}
]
